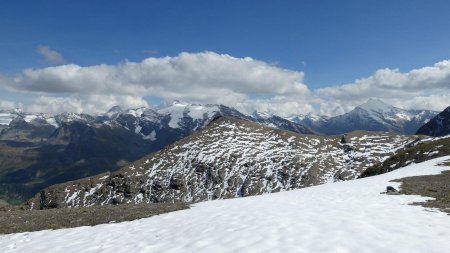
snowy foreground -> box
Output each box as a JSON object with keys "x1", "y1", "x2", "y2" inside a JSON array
[{"x1": 2, "y1": 157, "x2": 450, "y2": 253}]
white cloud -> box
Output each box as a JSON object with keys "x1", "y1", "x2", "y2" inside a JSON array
[
  {"x1": 37, "y1": 45, "x2": 64, "y2": 63},
  {"x1": 235, "y1": 96, "x2": 315, "y2": 117},
  {"x1": 0, "y1": 100, "x2": 17, "y2": 110},
  {"x1": 315, "y1": 60, "x2": 450, "y2": 114},
  {"x1": 387, "y1": 94, "x2": 450, "y2": 112},
  {"x1": 8, "y1": 52, "x2": 309, "y2": 99},
  {"x1": 0, "y1": 51, "x2": 449, "y2": 116},
  {"x1": 26, "y1": 95, "x2": 148, "y2": 115},
  {"x1": 2, "y1": 51, "x2": 310, "y2": 114}
]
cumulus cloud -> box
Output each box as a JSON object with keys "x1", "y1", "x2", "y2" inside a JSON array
[
  {"x1": 315, "y1": 60, "x2": 450, "y2": 114},
  {"x1": 26, "y1": 95, "x2": 149, "y2": 115},
  {"x1": 37, "y1": 45, "x2": 64, "y2": 63},
  {"x1": 0, "y1": 100, "x2": 17, "y2": 110},
  {"x1": 8, "y1": 52, "x2": 308, "y2": 98},
  {"x1": 1, "y1": 51, "x2": 310, "y2": 114},
  {"x1": 235, "y1": 96, "x2": 316, "y2": 117},
  {"x1": 0, "y1": 51, "x2": 449, "y2": 116}
]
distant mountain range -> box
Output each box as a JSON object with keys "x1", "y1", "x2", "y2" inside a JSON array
[
  {"x1": 0, "y1": 102, "x2": 312, "y2": 202},
  {"x1": 287, "y1": 99, "x2": 438, "y2": 135},
  {"x1": 0, "y1": 99, "x2": 443, "y2": 203}
]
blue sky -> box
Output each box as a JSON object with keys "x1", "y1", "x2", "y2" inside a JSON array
[{"x1": 0, "y1": 0, "x2": 449, "y2": 115}]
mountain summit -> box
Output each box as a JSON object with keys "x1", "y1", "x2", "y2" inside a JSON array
[{"x1": 357, "y1": 98, "x2": 394, "y2": 112}]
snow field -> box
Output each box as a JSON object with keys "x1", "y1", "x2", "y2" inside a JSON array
[{"x1": 2, "y1": 156, "x2": 450, "y2": 253}]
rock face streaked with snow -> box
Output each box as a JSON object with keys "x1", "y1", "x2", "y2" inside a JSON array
[
  {"x1": 0, "y1": 102, "x2": 311, "y2": 202},
  {"x1": 290, "y1": 99, "x2": 437, "y2": 135},
  {"x1": 416, "y1": 106, "x2": 450, "y2": 137},
  {"x1": 4, "y1": 156, "x2": 450, "y2": 253},
  {"x1": 0, "y1": 100, "x2": 437, "y2": 202},
  {"x1": 29, "y1": 116, "x2": 419, "y2": 209},
  {"x1": 252, "y1": 111, "x2": 314, "y2": 134}
]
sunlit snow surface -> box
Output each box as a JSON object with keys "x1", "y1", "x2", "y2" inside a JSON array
[{"x1": 2, "y1": 156, "x2": 450, "y2": 253}]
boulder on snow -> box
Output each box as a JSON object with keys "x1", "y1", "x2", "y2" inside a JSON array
[{"x1": 386, "y1": 186, "x2": 398, "y2": 194}]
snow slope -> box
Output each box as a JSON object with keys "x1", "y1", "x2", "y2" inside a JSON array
[{"x1": 2, "y1": 156, "x2": 450, "y2": 253}]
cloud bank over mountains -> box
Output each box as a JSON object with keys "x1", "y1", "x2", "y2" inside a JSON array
[{"x1": 0, "y1": 51, "x2": 449, "y2": 116}]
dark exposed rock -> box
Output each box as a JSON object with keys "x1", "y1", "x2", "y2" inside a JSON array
[
  {"x1": 416, "y1": 106, "x2": 450, "y2": 137},
  {"x1": 386, "y1": 186, "x2": 398, "y2": 194}
]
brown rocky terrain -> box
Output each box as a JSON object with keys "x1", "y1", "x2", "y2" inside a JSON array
[
  {"x1": 391, "y1": 160, "x2": 450, "y2": 214},
  {"x1": 0, "y1": 202, "x2": 188, "y2": 234}
]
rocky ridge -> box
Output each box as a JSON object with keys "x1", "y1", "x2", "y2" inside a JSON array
[
  {"x1": 29, "y1": 116, "x2": 419, "y2": 209},
  {"x1": 0, "y1": 103, "x2": 312, "y2": 202}
]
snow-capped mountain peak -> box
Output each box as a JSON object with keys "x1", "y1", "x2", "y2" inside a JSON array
[
  {"x1": 289, "y1": 100, "x2": 438, "y2": 135},
  {"x1": 171, "y1": 100, "x2": 190, "y2": 107},
  {"x1": 252, "y1": 110, "x2": 273, "y2": 120},
  {"x1": 286, "y1": 113, "x2": 328, "y2": 124},
  {"x1": 104, "y1": 105, "x2": 124, "y2": 118},
  {"x1": 124, "y1": 107, "x2": 147, "y2": 118},
  {"x1": 357, "y1": 98, "x2": 395, "y2": 112}
]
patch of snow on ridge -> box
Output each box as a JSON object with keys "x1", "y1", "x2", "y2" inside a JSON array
[
  {"x1": 188, "y1": 105, "x2": 219, "y2": 122},
  {"x1": 157, "y1": 102, "x2": 221, "y2": 129},
  {"x1": 22, "y1": 114, "x2": 59, "y2": 127},
  {"x1": 142, "y1": 130, "x2": 157, "y2": 141},
  {"x1": 44, "y1": 117, "x2": 59, "y2": 128},
  {"x1": 158, "y1": 102, "x2": 187, "y2": 128},
  {"x1": 134, "y1": 125, "x2": 142, "y2": 134},
  {"x1": 395, "y1": 111, "x2": 412, "y2": 121},
  {"x1": 2, "y1": 156, "x2": 450, "y2": 253},
  {"x1": 125, "y1": 107, "x2": 146, "y2": 118},
  {"x1": 358, "y1": 98, "x2": 394, "y2": 112},
  {"x1": 252, "y1": 111, "x2": 272, "y2": 119},
  {"x1": 23, "y1": 115, "x2": 37, "y2": 123}
]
